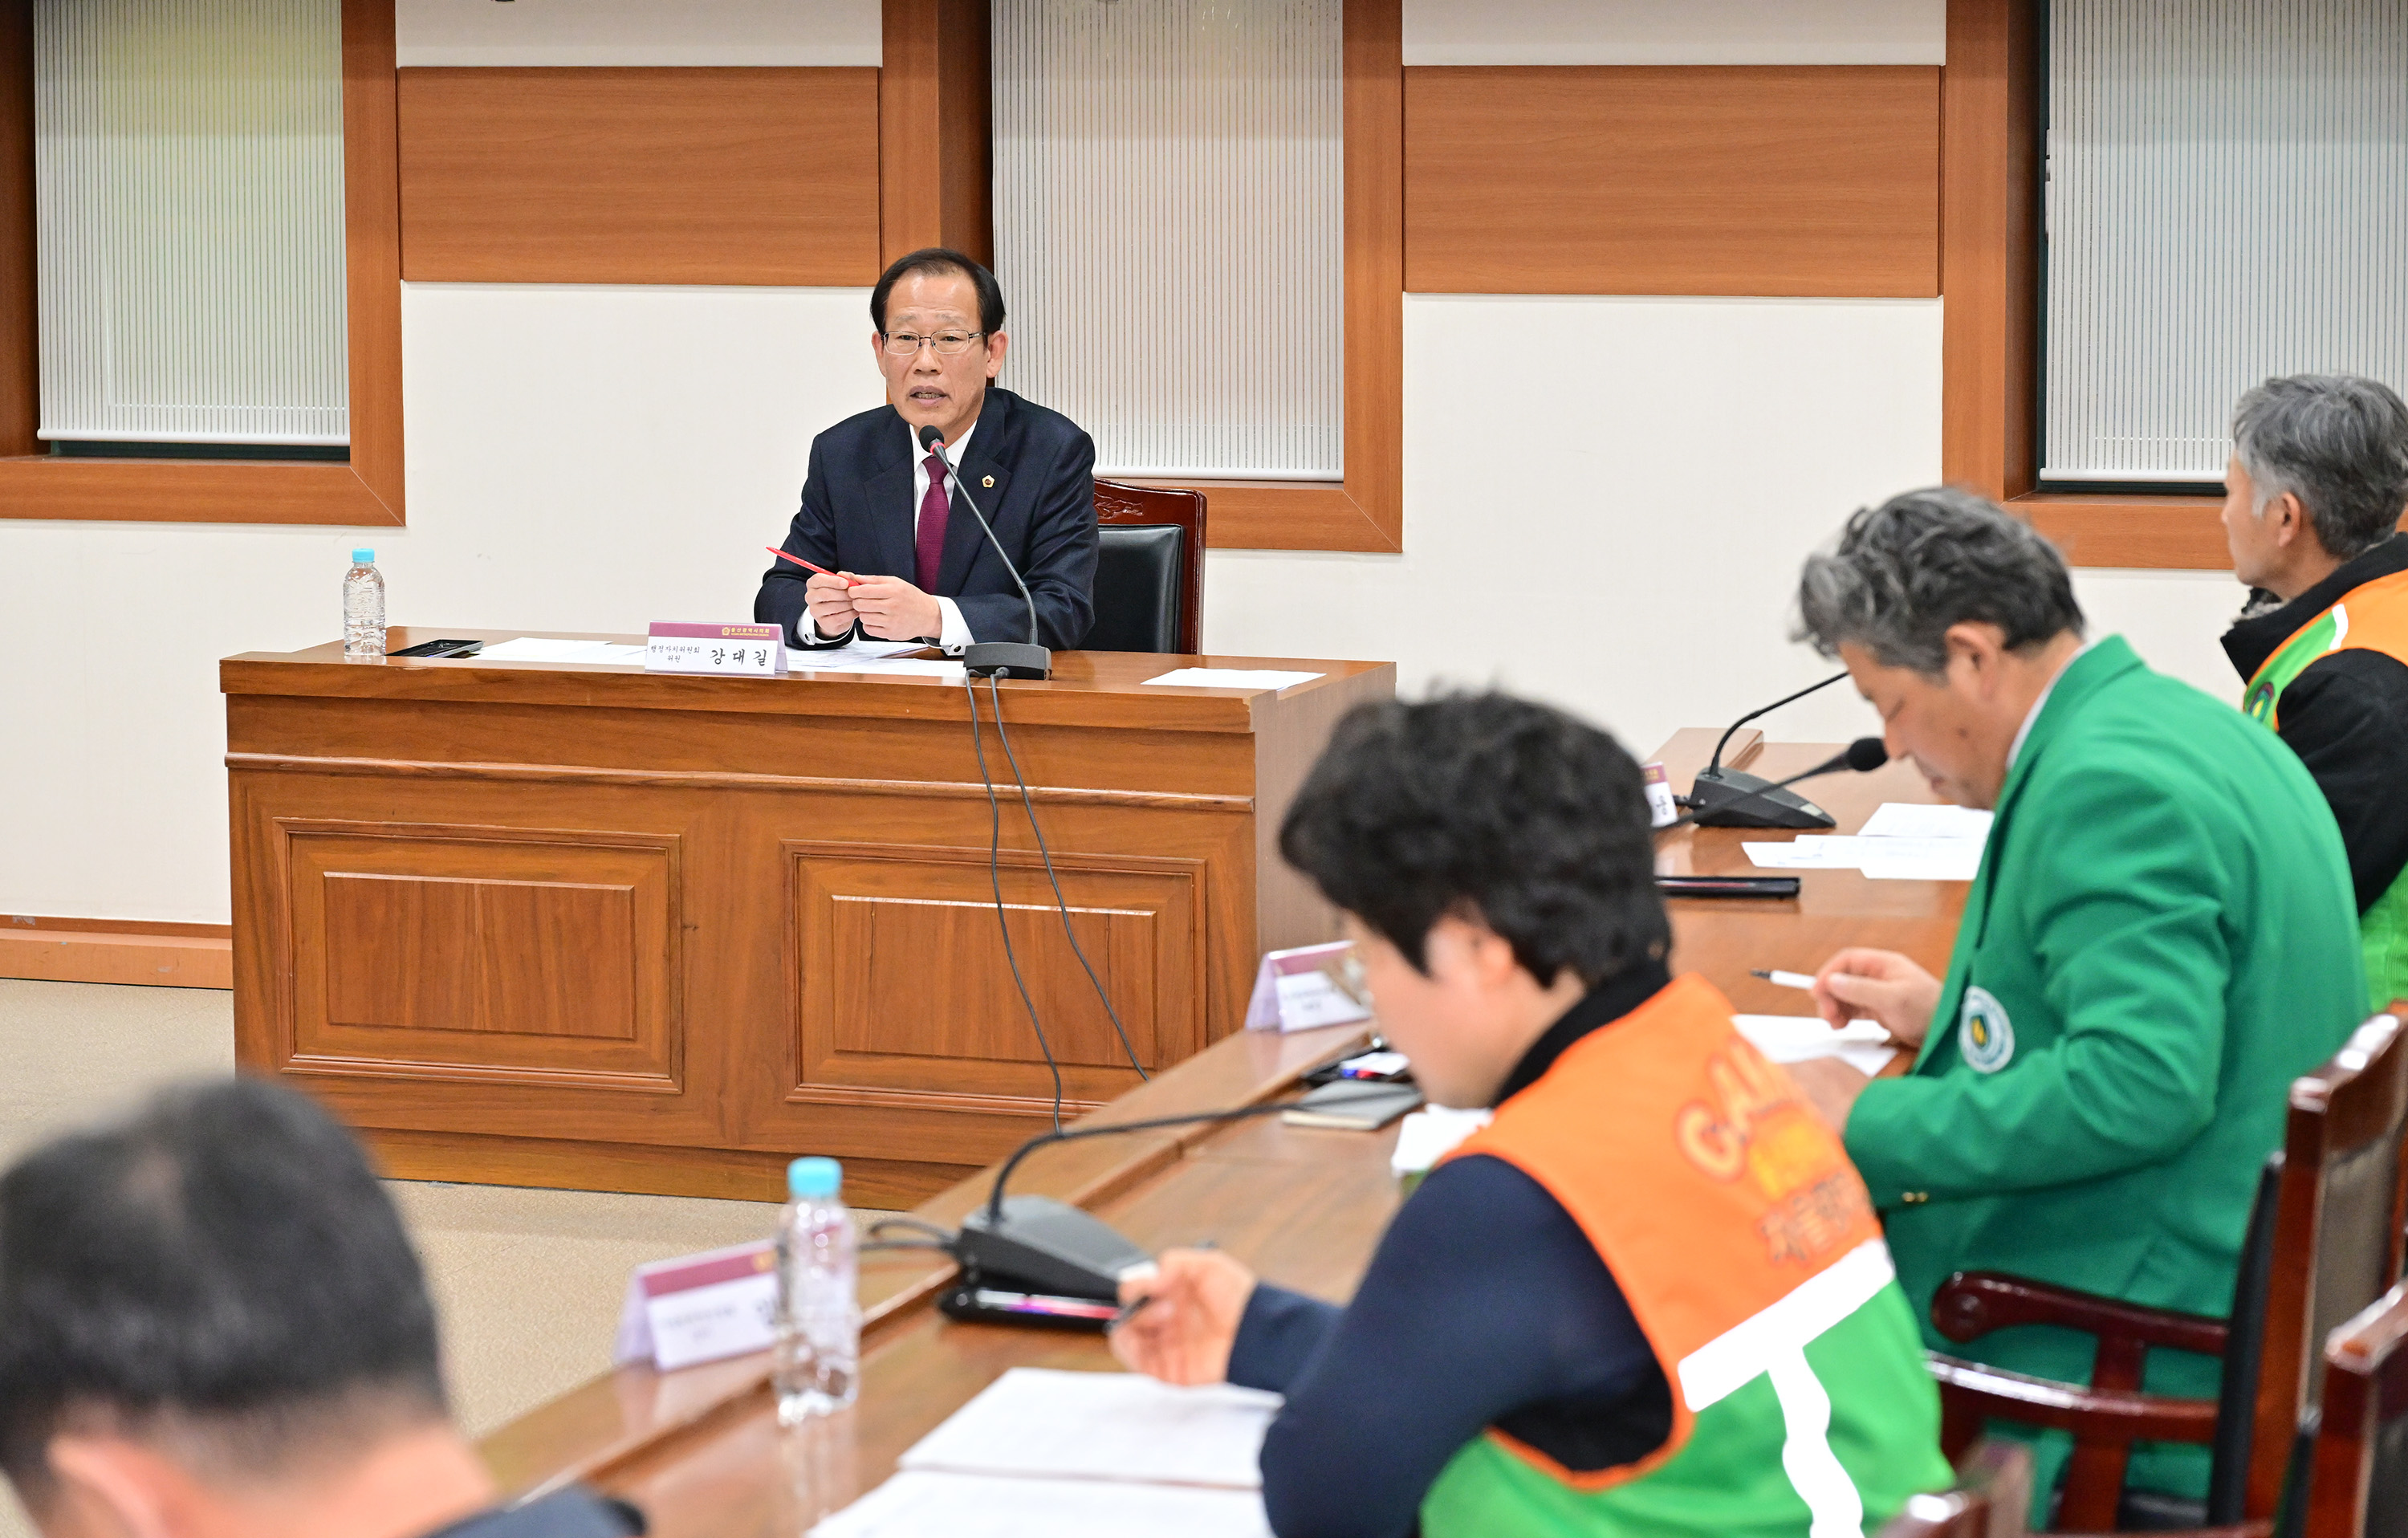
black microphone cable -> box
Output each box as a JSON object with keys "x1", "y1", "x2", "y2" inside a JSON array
[
  {"x1": 965, "y1": 673, "x2": 1066, "y2": 1130},
  {"x1": 983, "y1": 673, "x2": 1149, "y2": 1081}
]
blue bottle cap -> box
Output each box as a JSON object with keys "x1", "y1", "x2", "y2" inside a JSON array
[
  {"x1": 787, "y1": 1157, "x2": 841, "y2": 1199},
  {"x1": 352, "y1": 549, "x2": 375, "y2": 564}
]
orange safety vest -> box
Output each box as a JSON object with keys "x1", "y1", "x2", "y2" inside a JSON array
[{"x1": 1418, "y1": 974, "x2": 1950, "y2": 1536}]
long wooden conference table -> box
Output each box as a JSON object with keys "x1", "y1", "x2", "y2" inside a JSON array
[
  {"x1": 222, "y1": 630, "x2": 1391, "y2": 1209},
  {"x1": 472, "y1": 730, "x2": 1968, "y2": 1534}
]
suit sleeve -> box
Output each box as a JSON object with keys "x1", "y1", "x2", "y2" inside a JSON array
[
  {"x1": 755, "y1": 435, "x2": 850, "y2": 646},
  {"x1": 950, "y1": 428, "x2": 1098, "y2": 649},
  {"x1": 2273, "y1": 650, "x2": 2408, "y2": 914},
  {"x1": 1846, "y1": 765, "x2": 2232, "y2": 1202}
]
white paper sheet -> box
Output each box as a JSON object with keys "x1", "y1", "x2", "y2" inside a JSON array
[
  {"x1": 787, "y1": 654, "x2": 967, "y2": 680},
  {"x1": 1734, "y1": 1015, "x2": 1901, "y2": 1078},
  {"x1": 1857, "y1": 840, "x2": 1985, "y2": 881},
  {"x1": 1142, "y1": 669, "x2": 1324, "y2": 692},
  {"x1": 1390, "y1": 1105, "x2": 1493, "y2": 1178},
  {"x1": 1857, "y1": 802, "x2": 1994, "y2": 840},
  {"x1": 474, "y1": 637, "x2": 645, "y2": 664},
  {"x1": 783, "y1": 640, "x2": 933, "y2": 666},
  {"x1": 811, "y1": 1471, "x2": 1271, "y2": 1538},
  {"x1": 1741, "y1": 836, "x2": 1873, "y2": 870},
  {"x1": 897, "y1": 1369, "x2": 1279, "y2": 1489}
]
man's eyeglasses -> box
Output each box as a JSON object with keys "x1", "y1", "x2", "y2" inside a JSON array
[{"x1": 881, "y1": 330, "x2": 986, "y2": 356}]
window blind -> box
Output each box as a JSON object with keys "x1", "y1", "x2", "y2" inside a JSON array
[
  {"x1": 992, "y1": 0, "x2": 1343, "y2": 482},
  {"x1": 35, "y1": 0, "x2": 348, "y2": 446},
  {"x1": 2041, "y1": 0, "x2": 2408, "y2": 484}
]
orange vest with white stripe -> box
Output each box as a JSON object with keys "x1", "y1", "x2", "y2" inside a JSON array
[{"x1": 1417, "y1": 974, "x2": 1951, "y2": 1537}]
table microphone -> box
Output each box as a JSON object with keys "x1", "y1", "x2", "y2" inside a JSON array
[
  {"x1": 1690, "y1": 669, "x2": 1853, "y2": 828},
  {"x1": 1662, "y1": 736, "x2": 1889, "y2": 832},
  {"x1": 919, "y1": 423, "x2": 1050, "y2": 679},
  {"x1": 950, "y1": 1100, "x2": 1305, "y2": 1302}
]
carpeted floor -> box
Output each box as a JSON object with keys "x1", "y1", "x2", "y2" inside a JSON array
[{"x1": 0, "y1": 978, "x2": 829, "y2": 1536}]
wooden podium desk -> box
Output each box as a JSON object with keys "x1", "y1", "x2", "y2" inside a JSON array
[
  {"x1": 470, "y1": 730, "x2": 1975, "y2": 1535},
  {"x1": 222, "y1": 629, "x2": 1392, "y2": 1206}
]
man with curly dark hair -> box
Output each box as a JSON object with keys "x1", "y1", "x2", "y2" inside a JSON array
[{"x1": 1112, "y1": 692, "x2": 1950, "y2": 1538}]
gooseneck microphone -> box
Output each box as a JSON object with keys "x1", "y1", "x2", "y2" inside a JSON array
[
  {"x1": 920, "y1": 423, "x2": 1051, "y2": 679},
  {"x1": 950, "y1": 1100, "x2": 1305, "y2": 1301},
  {"x1": 1689, "y1": 669, "x2": 1853, "y2": 828},
  {"x1": 1664, "y1": 736, "x2": 1889, "y2": 832}
]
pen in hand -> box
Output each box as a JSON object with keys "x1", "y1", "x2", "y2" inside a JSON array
[
  {"x1": 1750, "y1": 969, "x2": 1816, "y2": 991},
  {"x1": 763, "y1": 546, "x2": 863, "y2": 587},
  {"x1": 1108, "y1": 1239, "x2": 1216, "y2": 1331}
]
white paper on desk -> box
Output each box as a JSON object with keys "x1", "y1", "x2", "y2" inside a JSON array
[
  {"x1": 1735, "y1": 1015, "x2": 1900, "y2": 1077},
  {"x1": 1858, "y1": 802, "x2": 1995, "y2": 841},
  {"x1": 1390, "y1": 1105, "x2": 1493, "y2": 1178},
  {"x1": 783, "y1": 640, "x2": 929, "y2": 667},
  {"x1": 1142, "y1": 668, "x2": 1324, "y2": 692},
  {"x1": 787, "y1": 654, "x2": 967, "y2": 680},
  {"x1": 475, "y1": 637, "x2": 645, "y2": 664},
  {"x1": 811, "y1": 1471, "x2": 1271, "y2": 1538},
  {"x1": 1857, "y1": 838, "x2": 1985, "y2": 881},
  {"x1": 898, "y1": 1369, "x2": 1279, "y2": 1490},
  {"x1": 1743, "y1": 836, "x2": 1873, "y2": 870}
]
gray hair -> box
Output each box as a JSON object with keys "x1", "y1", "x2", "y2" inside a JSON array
[
  {"x1": 2232, "y1": 374, "x2": 2408, "y2": 559},
  {"x1": 1793, "y1": 486, "x2": 2085, "y2": 677}
]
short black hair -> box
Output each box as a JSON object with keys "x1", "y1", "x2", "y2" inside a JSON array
[
  {"x1": 1278, "y1": 693, "x2": 1669, "y2": 988},
  {"x1": 2232, "y1": 374, "x2": 2408, "y2": 559},
  {"x1": 0, "y1": 1077, "x2": 447, "y2": 1503},
  {"x1": 871, "y1": 247, "x2": 1006, "y2": 336},
  {"x1": 1794, "y1": 486, "x2": 2085, "y2": 677}
]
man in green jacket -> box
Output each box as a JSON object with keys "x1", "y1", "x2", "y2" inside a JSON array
[{"x1": 1780, "y1": 486, "x2": 2365, "y2": 1518}]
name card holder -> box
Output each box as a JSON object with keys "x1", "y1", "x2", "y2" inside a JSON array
[
  {"x1": 1244, "y1": 940, "x2": 1375, "y2": 1032},
  {"x1": 645, "y1": 622, "x2": 787, "y2": 677},
  {"x1": 612, "y1": 1239, "x2": 780, "y2": 1372}
]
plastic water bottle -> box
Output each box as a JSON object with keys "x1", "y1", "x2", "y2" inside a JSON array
[
  {"x1": 775, "y1": 1157, "x2": 860, "y2": 1422},
  {"x1": 343, "y1": 549, "x2": 384, "y2": 659}
]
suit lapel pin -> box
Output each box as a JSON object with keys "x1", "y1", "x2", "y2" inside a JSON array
[{"x1": 982, "y1": 475, "x2": 995, "y2": 488}]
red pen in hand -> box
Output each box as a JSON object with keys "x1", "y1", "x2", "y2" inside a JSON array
[{"x1": 764, "y1": 546, "x2": 863, "y2": 587}]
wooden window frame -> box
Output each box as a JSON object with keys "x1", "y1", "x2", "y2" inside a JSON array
[
  {"x1": 1942, "y1": 0, "x2": 2227, "y2": 568},
  {"x1": 0, "y1": 0, "x2": 403, "y2": 527},
  {"x1": 912, "y1": 0, "x2": 1401, "y2": 554}
]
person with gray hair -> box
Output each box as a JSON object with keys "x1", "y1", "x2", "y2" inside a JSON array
[
  {"x1": 1780, "y1": 486, "x2": 2364, "y2": 1524},
  {"x1": 2219, "y1": 373, "x2": 2408, "y2": 1013}
]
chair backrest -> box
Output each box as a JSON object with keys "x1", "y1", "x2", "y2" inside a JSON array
[
  {"x1": 2303, "y1": 1278, "x2": 2408, "y2": 1538},
  {"x1": 2205, "y1": 1154, "x2": 2285, "y2": 1521},
  {"x1": 1877, "y1": 1440, "x2": 2032, "y2": 1538},
  {"x1": 1089, "y1": 479, "x2": 1205, "y2": 653},
  {"x1": 2250, "y1": 1009, "x2": 2408, "y2": 1516}
]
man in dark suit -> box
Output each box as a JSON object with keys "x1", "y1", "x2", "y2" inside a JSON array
[{"x1": 756, "y1": 248, "x2": 1098, "y2": 652}]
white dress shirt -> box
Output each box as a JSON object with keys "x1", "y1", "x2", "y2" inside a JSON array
[
  {"x1": 2006, "y1": 637, "x2": 2097, "y2": 771},
  {"x1": 800, "y1": 419, "x2": 976, "y2": 651}
]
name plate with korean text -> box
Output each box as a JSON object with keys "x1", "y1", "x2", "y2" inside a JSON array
[
  {"x1": 612, "y1": 1239, "x2": 780, "y2": 1371},
  {"x1": 646, "y1": 622, "x2": 787, "y2": 677}
]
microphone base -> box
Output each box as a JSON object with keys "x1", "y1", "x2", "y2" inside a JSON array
[
  {"x1": 964, "y1": 642, "x2": 1052, "y2": 680},
  {"x1": 954, "y1": 1194, "x2": 1152, "y2": 1300},
  {"x1": 1688, "y1": 768, "x2": 1837, "y2": 830}
]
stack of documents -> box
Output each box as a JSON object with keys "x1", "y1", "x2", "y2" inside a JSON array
[
  {"x1": 474, "y1": 637, "x2": 649, "y2": 665},
  {"x1": 787, "y1": 640, "x2": 964, "y2": 678},
  {"x1": 1743, "y1": 802, "x2": 1993, "y2": 881},
  {"x1": 1142, "y1": 668, "x2": 1324, "y2": 692},
  {"x1": 813, "y1": 1369, "x2": 1279, "y2": 1537}
]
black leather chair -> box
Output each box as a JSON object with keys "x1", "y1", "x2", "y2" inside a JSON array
[{"x1": 1084, "y1": 480, "x2": 1206, "y2": 653}]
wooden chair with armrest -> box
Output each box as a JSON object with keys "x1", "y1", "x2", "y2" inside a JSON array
[
  {"x1": 1925, "y1": 1007, "x2": 2408, "y2": 1532},
  {"x1": 1087, "y1": 479, "x2": 1206, "y2": 653},
  {"x1": 2302, "y1": 1276, "x2": 2408, "y2": 1538},
  {"x1": 1878, "y1": 1439, "x2": 2036, "y2": 1538}
]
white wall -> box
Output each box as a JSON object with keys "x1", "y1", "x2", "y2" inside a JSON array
[
  {"x1": 0, "y1": 287, "x2": 880, "y2": 925},
  {"x1": 0, "y1": 1, "x2": 2259, "y2": 926},
  {"x1": 393, "y1": 0, "x2": 880, "y2": 67}
]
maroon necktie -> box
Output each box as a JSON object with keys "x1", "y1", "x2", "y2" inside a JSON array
[{"x1": 915, "y1": 453, "x2": 950, "y2": 593}]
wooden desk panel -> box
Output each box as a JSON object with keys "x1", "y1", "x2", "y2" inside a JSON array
[
  {"x1": 475, "y1": 730, "x2": 1974, "y2": 1532},
  {"x1": 225, "y1": 631, "x2": 1392, "y2": 1206}
]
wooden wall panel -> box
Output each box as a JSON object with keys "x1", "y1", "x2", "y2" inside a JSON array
[
  {"x1": 1404, "y1": 65, "x2": 1940, "y2": 299},
  {"x1": 879, "y1": 0, "x2": 991, "y2": 267},
  {"x1": 397, "y1": 67, "x2": 881, "y2": 286},
  {"x1": 283, "y1": 824, "x2": 681, "y2": 1094},
  {"x1": 789, "y1": 840, "x2": 1206, "y2": 1111}
]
